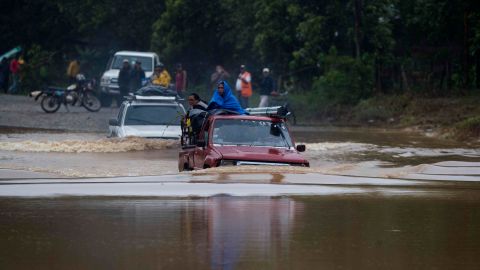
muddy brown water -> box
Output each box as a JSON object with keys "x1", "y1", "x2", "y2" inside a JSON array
[
  {"x1": 1, "y1": 194, "x2": 480, "y2": 270},
  {"x1": 1, "y1": 126, "x2": 480, "y2": 269}
]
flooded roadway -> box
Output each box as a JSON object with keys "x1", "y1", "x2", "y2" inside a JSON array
[{"x1": 1, "y1": 126, "x2": 480, "y2": 269}]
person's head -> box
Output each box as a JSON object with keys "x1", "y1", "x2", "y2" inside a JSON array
[
  {"x1": 155, "y1": 64, "x2": 164, "y2": 73},
  {"x1": 188, "y1": 93, "x2": 201, "y2": 107},
  {"x1": 262, "y1": 68, "x2": 270, "y2": 77},
  {"x1": 176, "y1": 63, "x2": 182, "y2": 71},
  {"x1": 217, "y1": 81, "x2": 225, "y2": 96},
  {"x1": 123, "y1": 59, "x2": 130, "y2": 68},
  {"x1": 134, "y1": 61, "x2": 141, "y2": 68},
  {"x1": 240, "y1": 64, "x2": 246, "y2": 73},
  {"x1": 216, "y1": 65, "x2": 223, "y2": 73}
]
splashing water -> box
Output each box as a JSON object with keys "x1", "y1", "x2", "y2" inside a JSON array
[{"x1": 0, "y1": 136, "x2": 179, "y2": 153}]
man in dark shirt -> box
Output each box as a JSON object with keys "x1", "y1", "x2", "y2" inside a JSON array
[
  {"x1": 258, "y1": 68, "x2": 276, "y2": 107},
  {"x1": 130, "y1": 61, "x2": 145, "y2": 92},
  {"x1": 118, "y1": 59, "x2": 131, "y2": 101},
  {"x1": 188, "y1": 93, "x2": 208, "y2": 110}
]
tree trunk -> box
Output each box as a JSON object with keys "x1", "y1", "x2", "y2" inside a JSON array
[
  {"x1": 401, "y1": 65, "x2": 410, "y2": 93},
  {"x1": 463, "y1": 8, "x2": 471, "y2": 91},
  {"x1": 353, "y1": 0, "x2": 362, "y2": 59},
  {"x1": 476, "y1": 52, "x2": 480, "y2": 89}
]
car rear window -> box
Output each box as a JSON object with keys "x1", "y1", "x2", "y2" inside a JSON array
[{"x1": 124, "y1": 105, "x2": 183, "y2": 126}]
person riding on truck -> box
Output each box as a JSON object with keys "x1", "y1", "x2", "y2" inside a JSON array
[
  {"x1": 151, "y1": 63, "x2": 171, "y2": 88},
  {"x1": 207, "y1": 81, "x2": 246, "y2": 114}
]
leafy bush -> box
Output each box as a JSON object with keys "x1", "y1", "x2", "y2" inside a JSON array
[
  {"x1": 310, "y1": 48, "x2": 374, "y2": 106},
  {"x1": 21, "y1": 44, "x2": 56, "y2": 93}
]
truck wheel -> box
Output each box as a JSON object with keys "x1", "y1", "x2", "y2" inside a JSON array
[{"x1": 100, "y1": 94, "x2": 113, "y2": 107}]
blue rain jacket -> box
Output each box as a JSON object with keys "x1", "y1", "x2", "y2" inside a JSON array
[{"x1": 207, "y1": 81, "x2": 246, "y2": 114}]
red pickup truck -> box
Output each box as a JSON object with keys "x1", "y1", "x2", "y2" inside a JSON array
[{"x1": 178, "y1": 110, "x2": 308, "y2": 171}]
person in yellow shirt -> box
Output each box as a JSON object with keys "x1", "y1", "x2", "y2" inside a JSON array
[
  {"x1": 151, "y1": 64, "x2": 171, "y2": 88},
  {"x1": 66, "y1": 59, "x2": 80, "y2": 83}
]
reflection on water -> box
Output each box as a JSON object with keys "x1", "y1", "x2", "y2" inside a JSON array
[{"x1": 1, "y1": 195, "x2": 480, "y2": 270}]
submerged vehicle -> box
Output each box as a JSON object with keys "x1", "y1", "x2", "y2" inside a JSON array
[
  {"x1": 178, "y1": 106, "x2": 308, "y2": 171},
  {"x1": 108, "y1": 91, "x2": 186, "y2": 139}
]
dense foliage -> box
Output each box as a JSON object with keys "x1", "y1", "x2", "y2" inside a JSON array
[{"x1": 1, "y1": 0, "x2": 480, "y2": 106}]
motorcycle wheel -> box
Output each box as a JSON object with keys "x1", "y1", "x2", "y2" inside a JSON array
[
  {"x1": 40, "y1": 95, "x2": 61, "y2": 113},
  {"x1": 82, "y1": 92, "x2": 101, "y2": 112}
]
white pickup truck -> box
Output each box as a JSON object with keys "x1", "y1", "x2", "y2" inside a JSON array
[
  {"x1": 108, "y1": 95, "x2": 186, "y2": 139},
  {"x1": 100, "y1": 51, "x2": 160, "y2": 106}
]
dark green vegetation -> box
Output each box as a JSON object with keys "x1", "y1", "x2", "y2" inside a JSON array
[{"x1": 1, "y1": 0, "x2": 480, "y2": 138}]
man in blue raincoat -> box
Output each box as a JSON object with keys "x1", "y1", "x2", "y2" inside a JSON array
[{"x1": 207, "y1": 81, "x2": 246, "y2": 114}]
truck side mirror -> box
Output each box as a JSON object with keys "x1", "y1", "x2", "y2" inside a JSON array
[
  {"x1": 109, "y1": 118, "x2": 119, "y2": 126},
  {"x1": 296, "y1": 144, "x2": 306, "y2": 152},
  {"x1": 196, "y1": 140, "x2": 206, "y2": 148}
]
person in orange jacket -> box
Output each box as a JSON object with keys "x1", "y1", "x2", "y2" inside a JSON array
[{"x1": 235, "y1": 64, "x2": 252, "y2": 108}]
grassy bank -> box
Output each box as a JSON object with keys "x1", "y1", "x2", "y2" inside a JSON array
[{"x1": 288, "y1": 93, "x2": 480, "y2": 141}]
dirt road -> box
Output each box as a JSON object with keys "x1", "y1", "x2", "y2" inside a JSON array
[{"x1": 0, "y1": 93, "x2": 117, "y2": 133}]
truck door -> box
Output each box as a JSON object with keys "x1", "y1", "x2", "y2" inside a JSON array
[{"x1": 193, "y1": 123, "x2": 210, "y2": 169}]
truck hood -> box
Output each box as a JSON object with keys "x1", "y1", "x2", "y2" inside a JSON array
[
  {"x1": 102, "y1": 69, "x2": 153, "y2": 79},
  {"x1": 214, "y1": 145, "x2": 308, "y2": 165},
  {"x1": 102, "y1": 69, "x2": 119, "y2": 79},
  {"x1": 122, "y1": 125, "x2": 181, "y2": 139}
]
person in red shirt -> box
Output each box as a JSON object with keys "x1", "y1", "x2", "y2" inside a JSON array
[
  {"x1": 175, "y1": 63, "x2": 187, "y2": 97},
  {"x1": 8, "y1": 56, "x2": 21, "y2": 94}
]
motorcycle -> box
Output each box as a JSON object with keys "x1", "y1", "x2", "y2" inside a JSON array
[{"x1": 33, "y1": 74, "x2": 101, "y2": 113}]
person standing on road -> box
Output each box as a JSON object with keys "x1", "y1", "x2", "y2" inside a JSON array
[
  {"x1": 210, "y1": 65, "x2": 230, "y2": 89},
  {"x1": 130, "y1": 60, "x2": 145, "y2": 92},
  {"x1": 66, "y1": 59, "x2": 80, "y2": 83},
  {"x1": 235, "y1": 64, "x2": 252, "y2": 108},
  {"x1": 8, "y1": 55, "x2": 21, "y2": 94},
  {"x1": 0, "y1": 58, "x2": 10, "y2": 93},
  {"x1": 175, "y1": 63, "x2": 187, "y2": 97},
  {"x1": 118, "y1": 59, "x2": 131, "y2": 100},
  {"x1": 151, "y1": 63, "x2": 171, "y2": 88},
  {"x1": 258, "y1": 68, "x2": 277, "y2": 107}
]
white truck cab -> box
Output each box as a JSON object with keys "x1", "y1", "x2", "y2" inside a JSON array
[{"x1": 100, "y1": 51, "x2": 160, "y2": 106}]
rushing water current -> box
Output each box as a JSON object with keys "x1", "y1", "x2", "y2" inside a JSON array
[{"x1": 1, "y1": 126, "x2": 480, "y2": 269}]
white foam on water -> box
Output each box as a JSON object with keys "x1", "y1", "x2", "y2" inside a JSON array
[
  {"x1": 0, "y1": 136, "x2": 179, "y2": 153},
  {"x1": 378, "y1": 147, "x2": 480, "y2": 158},
  {"x1": 302, "y1": 142, "x2": 376, "y2": 152}
]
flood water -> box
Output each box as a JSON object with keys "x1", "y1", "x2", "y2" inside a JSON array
[
  {"x1": 1, "y1": 195, "x2": 480, "y2": 270},
  {"x1": 1, "y1": 126, "x2": 480, "y2": 269}
]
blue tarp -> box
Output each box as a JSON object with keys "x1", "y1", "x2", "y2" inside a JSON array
[
  {"x1": 0, "y1": 46, "x2": 21, "y2": 61},
  {"x1": 207, "y1": 81, "x2": 246, "y2": 115}
]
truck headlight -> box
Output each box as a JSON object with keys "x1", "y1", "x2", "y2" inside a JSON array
[
  {"x1": 101, "y1": 77, "x2": 110, "y2": 85},
  {"x1": 220, "y1": 160, "x2": 237, "y2": 166}
]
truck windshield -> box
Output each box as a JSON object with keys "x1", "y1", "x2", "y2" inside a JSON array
[
  {"x1": 124, "y1": 105, "x2": 182, "y2": 126},
  {"x1": 212, "y1": 119, "x2": 293, "y2": 147},
  {"x1": 111, "y1": 56, "x2": 153, "y2": 72}
]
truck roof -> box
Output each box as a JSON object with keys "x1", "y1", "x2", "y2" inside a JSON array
[
  {"x1": 209, "y1": 114, "x2": 284, "y2": 122},
  {"x1": 114, "y1": 51, "x2": 158, "y2": 57}
]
